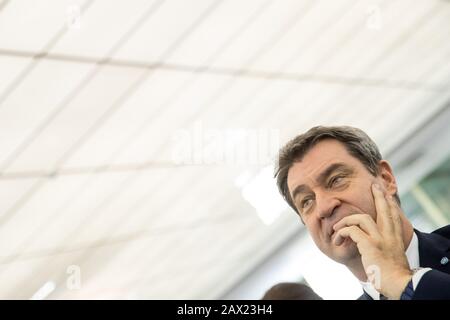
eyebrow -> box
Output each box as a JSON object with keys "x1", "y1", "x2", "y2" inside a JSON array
[{"x1": 290, "y1": 163, "x2": 354, "y2": 202}]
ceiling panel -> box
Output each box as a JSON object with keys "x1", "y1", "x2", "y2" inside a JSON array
[
  {"x1": 367, "y1": 6, "x2": 450, "y2": 84},
  {"x1": 55, "y1": 201, "x2": 268, "y2": 299},
  {"x1": 50, "y1": 237, "x2": 171, "y2": 299},
  {"x1": 0, "y1": 174, "x2": 90, "y2": 257},
  {"x1": 61, "y1": 69, "x2": 194, "y2": 169},
  {"x1": 162, "y1": 0, "x2": 277, "y2": 66},
  {"x1": 425, "y1": 51, "x2": 450, "y2": 86},
  {"x1": 1, "y1": 0, "x2": 450, "y2": 300},
  {"x1": 208, "y1": 0, "x2": 328, "y2": 70},
  {"x1": 0, "y1": 178, "x2": 38, "y2": 221},
  {"x1": 376, "y1": 89, "x2": 450, "y2": 154},
  {"x1": 0, "y1": 255, "x2": 53, "y2": 299},
  {"x1": 113, "y1": 0, "x2": 220, "y2": 62},
  {"x1": 289, "y1": 0, "x2": 442, "y2": 78},
  {"x1": 236, "y1": 0, "x2": 352, "y2": 73},
  {"x1": 0, "y1": 247, "x2": 111, "y2": 299},
  {"x1": 13, "y1": 171, "x2": 132, "y2": 254},
  {"x1": 0, "y1": 0, "x2": 85, "y2": 52},
  {"x1": 3, "y1": 65, "x2": 144, "y2": 173},
  {"x1": 49, "y1": 0, "x2": 157, "y2": 58},
  {"x1": 106, "y1": 72, "x2": 243, "y2": 165},
  {"x1": 0, "y1": 59, "x2": 93, "y2": 168},
  {"x1": 0, "y1": 55, "x2": 32, "y2": 94},
  {"x1": 55, "y1": 168, "x2": 202, "y2": 246}
]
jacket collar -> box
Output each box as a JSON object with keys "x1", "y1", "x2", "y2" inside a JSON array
[{"x1": 416, "y1": 227, "x2": 450, "y2": 272}]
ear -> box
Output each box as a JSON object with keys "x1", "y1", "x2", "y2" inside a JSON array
[{"x1": 378, "y1": 160, "x2": 398, "y2": 196}]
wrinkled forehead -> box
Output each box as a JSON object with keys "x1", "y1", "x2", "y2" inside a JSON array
[
  {"x1": 287, "y1": 158, "x2": 337, "y2": 193},
  {"x1": 286, "y1": 139, "x2": 356, "y2": 192}
]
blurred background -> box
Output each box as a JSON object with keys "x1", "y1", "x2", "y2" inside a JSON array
[{"x1": 0, "y1": 0, "x2": 450, "y2": 300}]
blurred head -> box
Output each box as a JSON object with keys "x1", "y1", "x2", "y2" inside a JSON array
[
  {"x1": 275, "y1": 126, "x2": 400, "y2": 265},
  {"x1": 261, "y1": 282, "x2": 322, "y2": 300}
]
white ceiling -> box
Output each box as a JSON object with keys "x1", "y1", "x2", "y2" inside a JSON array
[{"x1": 0, "y1": 0, "x2": 450, "y2": 299}]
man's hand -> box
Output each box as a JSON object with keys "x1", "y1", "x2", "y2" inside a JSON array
[{"x1": 332, "y1": 183, "x2": 413, "y2": 299}]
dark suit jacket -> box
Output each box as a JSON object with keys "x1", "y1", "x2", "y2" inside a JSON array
[{"x1": 359, "y1": 225, "x2": 450, "y2": 300}]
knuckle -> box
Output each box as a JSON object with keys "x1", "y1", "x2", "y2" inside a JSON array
[{"x1": 393, "y1": 215, "x2": 402, "y2": 224}]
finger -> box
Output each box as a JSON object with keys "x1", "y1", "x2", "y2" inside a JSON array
[
  {"x1": 386, "y1": 194, "x2": 404, "y2": 243},
  {"x1": 333, "y1": 214, "x2": 381, "y2": 240},
  {"x1": 334, "y1": 225, "x2": 369, "y2": 247},
  {"x1": 372, "y1": 184, "x2": 394, "y2": 234}
]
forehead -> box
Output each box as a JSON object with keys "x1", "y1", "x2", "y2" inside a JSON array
[{"x1": 287, "y1": 139, "x2": 360, "y2": 191}]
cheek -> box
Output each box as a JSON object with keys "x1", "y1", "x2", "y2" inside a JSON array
[
  {"x1": 306, "y1": 222, "x2": 325, "y2": 246},
  {"x1": 349, "y1": 185, "x2": 377, "y2": 218}
]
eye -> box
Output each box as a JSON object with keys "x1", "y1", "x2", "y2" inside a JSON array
[
  {"x1": 329, "y1": 175, "x2": 345, "y2": 187},
  {"x1": 301, "y1": 198, "x2": 313, "y2": 210}
]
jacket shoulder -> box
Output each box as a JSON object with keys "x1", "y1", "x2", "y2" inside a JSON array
[{"x1": 432, "y1": 224, "x2": 450, "y2": 239}]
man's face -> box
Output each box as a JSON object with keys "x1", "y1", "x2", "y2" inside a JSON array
[{"x1": 287, "y1": 139, "x2": 385, "y2": 265}]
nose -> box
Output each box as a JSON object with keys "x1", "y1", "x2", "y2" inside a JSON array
[{"x1": 315, "y1": 192, "x2": 341, "y2": 220}]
